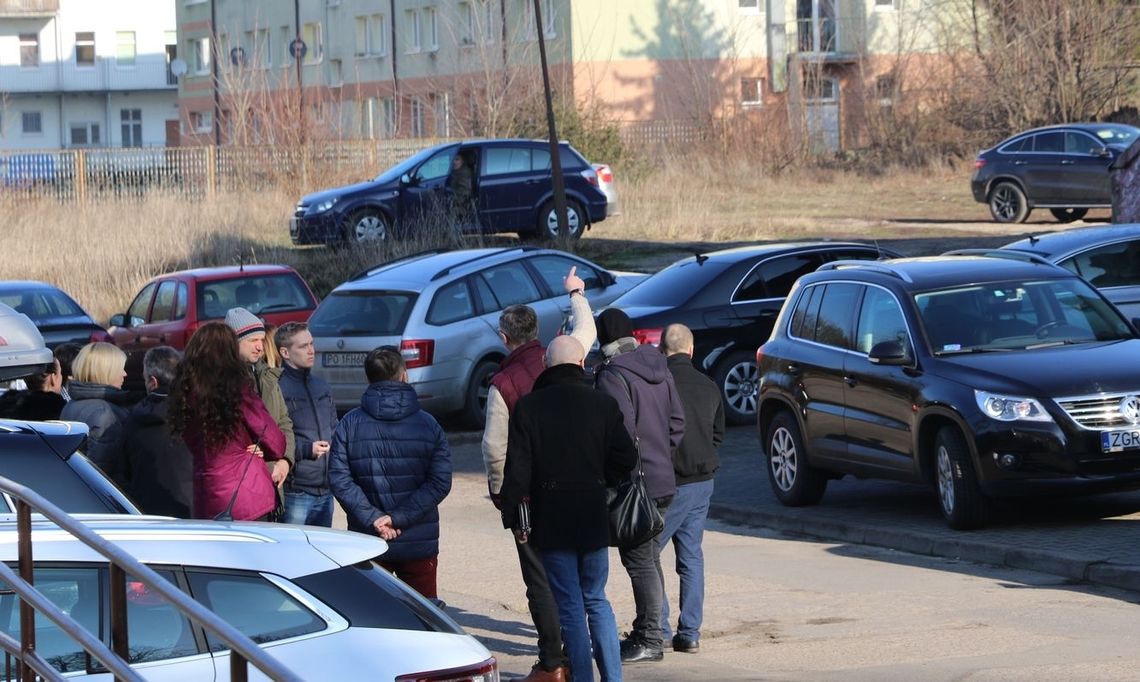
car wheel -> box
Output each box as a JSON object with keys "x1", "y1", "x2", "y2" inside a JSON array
[
  {"x1": 766, "y1": 411, "x2": 827, "y2": 506},
  {"x1": 715, "y1": 351, "x2": 760, "y2": 426},
  {"x1": 461, "y1": 360, "x2": 499, "y2": 430},
  {"x1": 347, "y1": 210, "x2": 390, "y2": 243},
  {"x1": 988, "y1": 182, "x2": 1030, "y2": 223},
  {"x1": 536, "y1": 200, "x2": 584, "y2": 241},
  {"x1": 1049, "y1": 208, "x2": 1089, "y2": 223},
  {"x1": 934, "y1": 425, "x2": 988, "y2": 530}
]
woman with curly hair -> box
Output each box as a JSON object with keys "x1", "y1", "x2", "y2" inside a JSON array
[{"x1": 169, "y1": 322, "x2": 286, "y2": 521}]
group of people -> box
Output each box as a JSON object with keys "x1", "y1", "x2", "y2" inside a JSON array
[{"x1": 485, "y1": 268, "x2": 724, "y2": 682}]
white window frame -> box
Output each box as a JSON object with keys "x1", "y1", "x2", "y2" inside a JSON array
[
  {"x1": 355, "y1": 14, "x2": 387, "y2": 57},
  {"x1": 458, "y1": 2, "x2": 475, "y2": 46},
  {"x1": 120, "y1": 108, "x2": 142, "y2": 147},
  {"x1": 191, "y1": 111, "x2": 213, "y2": 133},
  {"x1": 280, "y1": 26, "x2": 292, "y2": 66},
  {"x1": 741, "y1": 77, "x2": 764, "y2": 108},
  {"x1": 69, "y1": 122, "x2": 101, "y2": 147},
  {"x1": 75, "y1": 31, "x2": 96, "y2": 67},
  {"x1": 404, "y1": 10, "x2": 422, "y2": 53},
  {"x1": 874, "y1": 0, "x2": 899, "y2": 10},
  {"x1": 382, "y1": 97, "x2": 396, "y2": 137},
  {"x1": 115, "y1": 31, "x2": 136, "y2": 67},
  {"x1": 738, "y1": 0, "x2": 761, "y2": 13},
  {"x1": 19, "y1": 33, "x2": 39, "y2": 68},
  {"x1": 480, "y1": 0, "x2": 496, "y2": 44},
  {"x1": 432, "y1": 92, "x2": 448, "y2": 136},
  {"x1": 21, "y1": 111, "x2": 43, "y2": 136},
  {"x1": 302, "y1": 22, "x2": 323, "y2": 64},
  {"x1": 329, "y1": 58, "x2": 343, "y2": 86},
  {"x1": 411, "y1": 98, "x2": 424, "y2": 137},
  {"x1": 191, "y1": 36, "x2": 211, "y2": 74},
  {"x1": 425, "y1": 6, "x2": 438, "y2": 51},
  {"x1": 254, "y1": 28, "x2": 271, "y2": 68}
]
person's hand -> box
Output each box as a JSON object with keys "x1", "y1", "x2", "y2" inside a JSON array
[
  {"x1": 247, "y1": 444, "x2": 264, "y2": 458},
  {"x1": 271, "y1": 459, "x2": 289, "y2": 487},
  {"x1": 513, "y1": 528, "x2": 529, "y2": 544},
  {"x1": 312, "y1": 441, "x2": 331, "y2": 459},
  {"x1": 373, "y1": 515, "x2": 401, "y2": 541},
  {"x1": 563, "y1": 266, "x2": 585, "y2": 294}
]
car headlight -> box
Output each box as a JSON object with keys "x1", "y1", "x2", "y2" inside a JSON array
[
  {"x1": 974, "y1": 390, "x2": 1053, "y2": 422},
  {"x1": 310, "y1": 197, "x2": 338, "y2": 214}
]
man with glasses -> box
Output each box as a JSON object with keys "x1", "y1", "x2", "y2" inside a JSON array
[{"x1": 482, "y1": 266, "x2": 595, "y2": 682}]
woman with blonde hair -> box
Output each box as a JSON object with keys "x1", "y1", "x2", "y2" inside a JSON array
[
  {"x1": 60, "y1": 341, "x2": 137, "y2": 484},
  {"x1": 262, "y1": 323, "x2": 282, "y2": 369}
]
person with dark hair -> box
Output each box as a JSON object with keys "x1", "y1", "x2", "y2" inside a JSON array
[
  {"x1": 501, "y1": 335, "x2": 638, "y2": 682},
  {"x1": 122, "y1": 346, "x2": 194, "y2": 517},
  {"x1": 0, "y1": 357, "x2": 65, "y2": 421},
  {"x1": 593, "y1": 307, "x2": 685, "y2": 664},
  {"x1": 60, "y1": 342, "x2": 137, "y2": 484},
  {"x1": 447, "y1": 150, "x2": 476, "y2": 227},
  {"x1": 328, "y1": 346, "x2": 452, "y2": 601},
  {"x1": 53, "y1": 342, "x2": 82, "y2": 402},
  {"x1": 481, "y1": 266, "x2": 594, "y2": 682},
  {"x1": 276, "y1": 321, "x2": 338, "y2": 527},
  {"x1": 168, "y1": 323, "x2": 287, "y2": 521}
]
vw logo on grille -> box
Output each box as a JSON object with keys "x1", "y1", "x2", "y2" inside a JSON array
[
  {"x1": 1120, "y1": 396, "x2": 1140, "y2": 424},
  {"x1": 337, "y1": 339, "x2": 345, "y2": 350}
]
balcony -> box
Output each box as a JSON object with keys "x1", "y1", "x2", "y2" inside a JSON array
[
  {"x1": 0, "y1": 0, "x2": 59, "y2": 16},
  {"x1": 0, "y1": 56, "x2": 178, "y2": 94},
  {"x1": 789, "y1": 17, "x2": 860, "y2": 62}
]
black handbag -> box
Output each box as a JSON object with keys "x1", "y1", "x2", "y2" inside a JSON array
[{"x1": 602, "y1": 367, "x2": 664, "y2": 547}]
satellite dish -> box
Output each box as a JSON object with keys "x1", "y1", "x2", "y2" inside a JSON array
[{"x1": 169, "y1": 58, "x2": 188, "y2": 77}]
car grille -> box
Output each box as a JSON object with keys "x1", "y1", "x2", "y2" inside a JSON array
[
  {"x1": 294, "y1": 203, "x2": 306, "y2": 218},
  {"x1": 1055, "y1": 393, "x2": 1140, "y2": 429}
]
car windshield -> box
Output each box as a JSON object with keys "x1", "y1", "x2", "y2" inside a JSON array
[
  {"x1": 1093, "y1": 125, "x2": 1140, "y2": 148},
  {"x1": 308, "y1": 291, "x2": 416, "y2": 336},
  {"x1": 613, "y1": 259, "x2": 732, "y2": 307},
  {"x1": 374, "y1": 144, "x2": 455, "y2": 183},
  {"x1": 0, "y1": 288, "x2": 85, "y2": 322},
  {"x1": 916, "y1": 278, "x2": 1133, "y2": 355}
]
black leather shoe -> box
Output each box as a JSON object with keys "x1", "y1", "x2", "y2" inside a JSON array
[
  {"x1": 619, "y1": 639, "x2": 664, "y2": 663},
  {"x1": 672, "y1": 635, "x2": 699, "y2": 653}
]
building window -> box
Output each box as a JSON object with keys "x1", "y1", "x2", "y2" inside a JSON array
[
  {"x1": 21, "y1": 111, "x2": 42, "y2": 135},
  {"x1": 382, "y1": 97, "x2": 396, "y2": 137},
  {"x1": 243, "y1": 28, "x2": 270, "y2": 68},
  {"x1": 75, "y1": 32, "x2": 96, "y2": 67},
  {"x1": 432, "y1": 93, "x2": 449, "y2": 136},
  {"x1": 70, "y1": 122, "x2": 101, "y2": 146},
  {"x1": 874, "y1": 0, "x2": 898, "y2": 9},
  {"x1": 458, "y1": 2, "x2": 475, "y2": 45},
  {"x1": 522, "y1": 0, "x2": 555, "y2": 40},
  {"x1": 741, "y1": 77, "x2": 763, "y2": 107},
  {"x1": 330, "y1": 58, "x2": 343, "y2": 85},
  {"x1": 405, "y1": 10, "x2": 421, "y2": 53},
  {"x1": 191, "y1": 37, "x2": 211, "y2": 74},
  {"x1": 120, "y1": 109, "x2": 142, "y2": 147},
  {"x1": 280, "y1": 26, "x2": 292, "y2": 65},
  {"x1": 411, "y1": 98, "x2": 424, "y2": 137},
  {"x1": 875, "y1": 74, "x2": 897, "y2": 107},
  {"x1": 191, "y1": 111, "x2": 213, "y2": 133},
  {"x1": 480, "y1": 0, "x2": 496, "y2": 44},
  {"x1": 804, "y1": 74, "x2": 837, "y2": 102},
  {"x1": 738, "y1": 0, "x2": 761, "y2": 12},
  {"x1": 425, "y1": 7, "x2": 438, "y2": 51},
  {"x1": 19, "y1": 33, "x2": 39, "y2": 67},
  {"x1": 302, "y1": 22, "x2": 322, "y2": 64},
  {"x1": 355, "y1": 14, "x2": 386, "y2": 56},
  {"x1": 115, "y1": 31, "x2": 136, "y2": 67}
]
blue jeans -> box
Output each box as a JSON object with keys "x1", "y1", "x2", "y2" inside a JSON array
[
  {"x1": 540, "y1": 547, "x2": 622, "y2": 682},
  {"x1": 658, "y1": 479, "x2": 713, "y2": 642},
  {"x1": 282, "y1": 490, "x2": 334, "y2": 527}
]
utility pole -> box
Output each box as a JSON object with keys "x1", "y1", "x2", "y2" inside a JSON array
[
  {"x1": 294, "y1": 0, "x2": 304, "y2": 144},
  {"x1": 532, "y1": 0, "x2": 569, "y2": 243},
  {"x1": 210, "y1": 0, "x2": 220, "y2": 145}
]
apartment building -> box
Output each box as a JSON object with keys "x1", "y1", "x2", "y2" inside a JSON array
[
  {"x1": 0, "y1": 0, "x2": 179, "y2": 151},
  {"x1": 176, "y1": 0, "x2": 944, "y2": 151}
]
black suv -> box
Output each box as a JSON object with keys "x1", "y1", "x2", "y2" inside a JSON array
[
  {"x1": 756, "y1": 254, "x2": 1140, "y2": 529},
  {"x1": 970, "y1": 123, "x2": 1139, "y2": 224}
]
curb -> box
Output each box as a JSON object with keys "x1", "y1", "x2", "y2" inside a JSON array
[{"x1": 708, "y1": 502, "x2": 1140, "y2": 594}]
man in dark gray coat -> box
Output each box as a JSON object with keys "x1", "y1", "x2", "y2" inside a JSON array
[
  {"x1": 123, "y1": 346, "x2": 193, "y2": 517},
  {"x1": 593, "y1": 308, "x2": 685, "y2": 663},
  {"x1": 658, "y1": 324, "x2": 724, "y2": 654}
]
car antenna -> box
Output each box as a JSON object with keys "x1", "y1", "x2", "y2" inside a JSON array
[
  {"x1": 693, "y1": 250, "x2": 708, "y2": 265},
  {"x1": 873, "y1": 237, "x2": 885, "y2": 260}
]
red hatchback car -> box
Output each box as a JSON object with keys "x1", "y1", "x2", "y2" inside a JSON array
[{"x1": 109, "y1": 265, "x2": 317, "y2": 386}]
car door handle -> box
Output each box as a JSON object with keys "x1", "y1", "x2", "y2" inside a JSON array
[
  {"x1": 844, "y1": 375, "x2": 858, "y2": 387},
  {"x1": 758, "y1": 310, "x2": 777, "y2": 318},
  {"x1": 1060, "y1": 159, "x2": 1075, "y2": 165},
  {"x1": 1012, "y1": 160, "x2": 1028, "y2": 165},
  {"x1": 524, "y1": 179, "x2": 541, "y2": 185},
  {"x1": 786, "y1": 363, "x2": 800, "y2": 376}
]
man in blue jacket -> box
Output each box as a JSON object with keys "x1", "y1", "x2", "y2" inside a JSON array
[
  {"x1": 328, "y1": 346, "x2": 453, "y2": 601},
  {"x1": 276, "y1": 322, "x2": 338, "y2": 527}
]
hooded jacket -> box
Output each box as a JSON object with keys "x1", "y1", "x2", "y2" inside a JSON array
[
  {"x1": 328, "y1": 382, "x2": 452, "y2": 562},
  {"x1": 59, "y1": 380, "x2": 137, "y2": 485},
  {"x1": 278, "y1": 364, "x2": 338, "y2": 494},
  {"x1": 594, "y1": 342, "x2": 685, "y2": 500},
  {"x1": 123, "y1": 393, "x2": 193, "y2": 518}
]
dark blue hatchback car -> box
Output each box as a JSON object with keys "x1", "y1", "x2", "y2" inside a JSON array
[{"x1": 290, "y1": 139, "x2": 608, "y2": 245}]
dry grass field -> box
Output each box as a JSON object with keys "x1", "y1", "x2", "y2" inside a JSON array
[{"x1": 1, "y1": 157, "x2": 1099, "y2": 324}]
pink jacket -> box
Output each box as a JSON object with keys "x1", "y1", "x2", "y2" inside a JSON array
[{"x1": 183, "y1": 385, "x2": 286, "y2": 521}]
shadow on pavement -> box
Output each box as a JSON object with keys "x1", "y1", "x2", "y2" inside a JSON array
[{"x1": 443, "y1": 605, "x2": 539, "y2": 660}]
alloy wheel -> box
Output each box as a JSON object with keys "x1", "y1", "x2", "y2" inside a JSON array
[
  {"x1": 769, "y1": 426, "x2": 798, "y2": 492},
  {"x1": 723, "y1": 360, "x2": 759, "y2": 416},
  {"x1": 991, "y1": 186, "x2": 1020, "y2": 222},
  {"x1": 936, "y1": 445, "x2": 955, "y2": 516}
]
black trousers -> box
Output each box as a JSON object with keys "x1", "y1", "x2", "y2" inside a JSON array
[
  {"x1": 618, "y1": 497, "x2": 672, "y2": 648},
  {"x1": 516, "y1": 536, "x2": 568, "y2": 670}
]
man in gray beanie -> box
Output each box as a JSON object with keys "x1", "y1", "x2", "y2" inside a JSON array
[{"x1": 226, "y1": 307, "x2": 294, "y2": 513}]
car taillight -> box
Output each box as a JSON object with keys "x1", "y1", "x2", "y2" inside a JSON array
[
  {"x1": 401, "y1": 339, "x2": 435, "y2": 369},
  {"x1": 633, "y1": 328, "x2": 662, "y2": 347},
  {"x1": 581, "y1": 168, "x2": 599, "y2": 186},
  {"x1": 756, "y1": 344, "x2": 765, "y2": 366},
  {"x1": 90, "y1": 329, "x2": 112, "y2": 343},
  {"x1": 595, "y1": 164, "x2": 613, "y2": 183},
  {"x1": 974, "y1": 158, "x2": 986, "y2": 170},
  {"x1": 395, "y1": 658, "x2": 498, "y2": 682}
]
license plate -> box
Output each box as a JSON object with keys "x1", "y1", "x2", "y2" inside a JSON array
[
  {"x1": 323, "y1": 352, "x2": 367, "y2": 368},
  {"x1": 1101, "y1": 429, "x2": 1140, "y2": 453}
]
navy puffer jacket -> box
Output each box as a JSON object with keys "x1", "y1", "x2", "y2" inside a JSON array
[{"x1": 328, "y1": 381, "x2": 452, "y2": 562}]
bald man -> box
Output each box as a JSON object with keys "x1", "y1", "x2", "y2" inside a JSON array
[
  {"x1": 500, "y1": 334, "x2": 638, "y2": 681},
  {"x1": 657, "y1": 323, "x2": 724, "y2": 654}
]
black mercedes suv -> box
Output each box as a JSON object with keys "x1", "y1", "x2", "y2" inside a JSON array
[{"x1": 756, "y1": 253, "x2": 1140, "y2": 529}]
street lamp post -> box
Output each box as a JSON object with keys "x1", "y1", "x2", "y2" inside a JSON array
[{"x1": 532, "y1": 0, "x2": 570, "y2": 243}]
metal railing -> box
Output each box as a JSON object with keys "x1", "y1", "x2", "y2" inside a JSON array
[{"x1": 0, "y1": 476, "x2": 302, "y2": 682}]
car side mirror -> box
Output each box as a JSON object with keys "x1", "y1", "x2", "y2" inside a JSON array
[
  {"x1": 601, "y1": 271, "x2": 617, "y2": 287},
  {"x1": 868, "y1": 340, "x2": 910, "y2": 366},
  {"x1": 400, "y1": 172, "x2": 414, "y2": 186},
  {"x1": 1096, "y1": 147, "x2": 1113, "y2": 158},
  {"x1": 109, "y1": 313, "x2": 126, "y2": 328}
]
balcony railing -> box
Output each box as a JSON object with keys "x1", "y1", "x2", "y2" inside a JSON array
[
  {"x1": 0, "y1": 0, "x2": 59, "y2": 16},
  {"x1": 0, "y1": 57, "x2": 177, "y2": 93}
]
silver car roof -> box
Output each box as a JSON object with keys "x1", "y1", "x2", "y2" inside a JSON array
[{"x1": 0, "y1": 517, "x2": 387, "y2": 578}]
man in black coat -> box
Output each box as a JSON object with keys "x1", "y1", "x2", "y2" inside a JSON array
[
  {"x1": 658, "y1": 324, "x2": 724, "y2": 654},
  {"x1": 122, "y1": 347, "x2": 193, "y2": 517},
  {"x1": 501, "y1": 335, "x2": 638, "y2": 682}
]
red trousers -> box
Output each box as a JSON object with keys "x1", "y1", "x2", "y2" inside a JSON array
[{"x1": 380, "y1": 556, "x2": 438, "y2": 599}]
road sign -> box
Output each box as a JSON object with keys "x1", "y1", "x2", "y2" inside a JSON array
[{"x1": 289, "y1": 39, "x2": 307, "y2": 60}]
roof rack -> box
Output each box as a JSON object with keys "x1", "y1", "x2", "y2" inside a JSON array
[
  {"x1": 941, "y1": 248, "x2": 1055, "y2": 267},
  {"x1": 349, "y1": 248, "x2": 451, "y2": 282},
  {"x1": 816, "y1": 260, "x2": 913, "y2": 283},
  {"x1": 429, "y1": 245, "x2": 542, "y2": 281}
]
